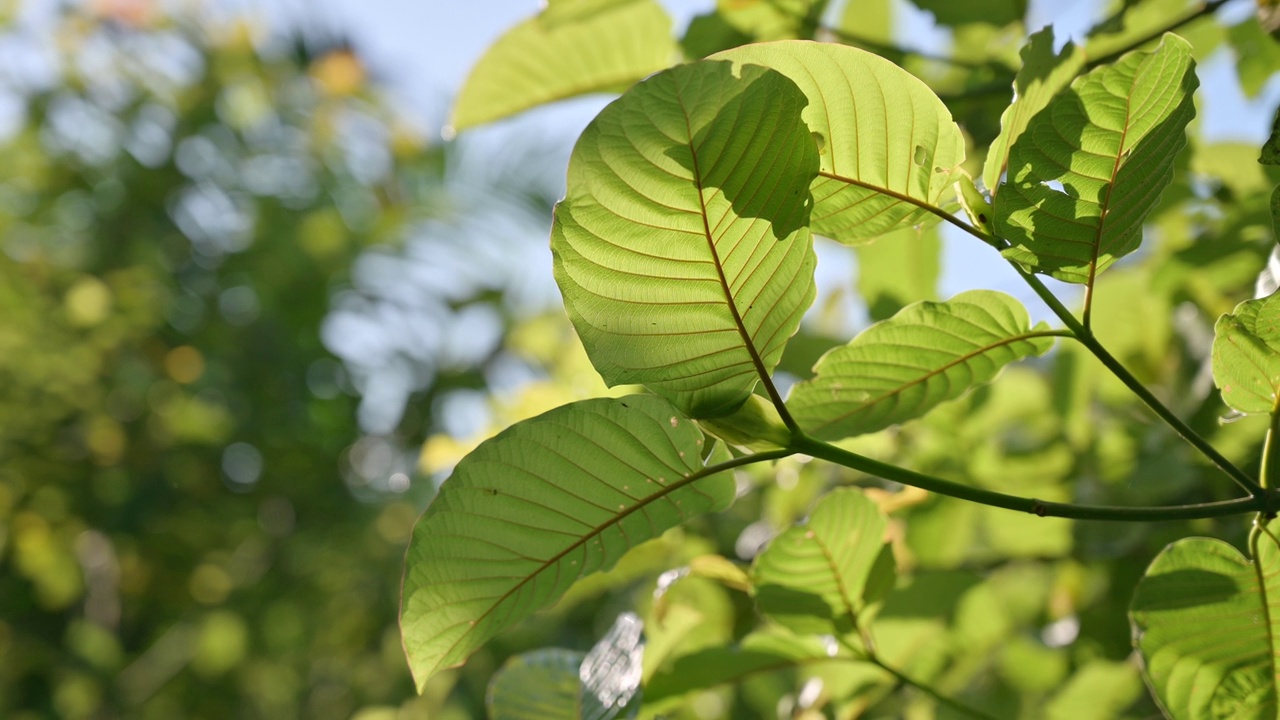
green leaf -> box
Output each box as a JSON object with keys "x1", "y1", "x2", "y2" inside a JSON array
[
  {"x1": 449, "y1": 0, "x2": 675, "y2": 131},
  {"x1": 400, "y1": 396, "x2": 735, "y2": 689},
  {"x1": 856, "y1": 224, "x2": 941, "y2": 322},
  {"x1": 1263, "y1": 105, "x2": 1280, "y2": 166},
  {"x1": 552, "y1": 59, "x2": 819, "y2": 418},
  {"x1": 1130, "y1": 524, "x2": 1280, "y2": 719},
  {"x1": 787, "y1": 291, "x2": 1055, "y2": 441},
  {"x1": 1043, "y1": 660, "x2": 1142, "y2": 720},
  {"x1": 753, "y1": 488, "x2": 894, "y2": 636},
  {"x1": 994, "y1": 34, "x2": 1197, "y2": 284},
  {"x1": 907, "y1": 0, "x2": 1025, "y2": 27},
  {"x1": 1228, "y1": 19, "x2": 1280, "y2": 98},
  {"x1": 1212, "y1": 291, "x2": 1280, "y2": 415},
  {"x1": 644, "y1": 627, "x2": 854, "y2": 703},
  {"x1": 712, "y1": 41, "x2": 967, "y2": 244},
  {"x1": 983, "y1": 26, "x2": 1086, "y2": 196},
  {"x1": 682, "y1": 0, "x2": 828, "y2": 58}
]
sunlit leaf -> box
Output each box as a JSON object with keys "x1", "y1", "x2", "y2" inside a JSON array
[
  {"x1": 753, "y1": 488, "x2": 894, "y2": 636},
  {"x1": 713, "y1": 41, "x2": 966, "y2": 244},
  {"x1": 1212, "y1": 291, "x2": 1280, "y2": 415},
  {"x1": 1130, "y1": 523, "x2": 1280, "y2": 719},
  {"x1": 995, "y1": 35, "x2": 1197, "y2": 283},
  {"x1": 449, "y1": 0, "x2": 675, "y2": 131},
  {"x1": 983, "y1": 26, "x2": 1085, "y2": 196},
  {"x1": 788, "y1": 291, "x2": 1055, "y2": 441},
  {"x1": 401, "y1": 396, "x2": 735, "y2": 689},
  {"x1": 552, "y1": 59, "x2": 819, "y2": 418}
]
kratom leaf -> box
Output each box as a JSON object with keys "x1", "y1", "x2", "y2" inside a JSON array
[
  {"x1": 552, "y1": 59, "x2": 819, "y2": 418},
  {"x1": 712, "y1": 41, "x2": 967, "y2": 244},
  {"x1": 856, "y1": 224, "x2": 941, "y2": 322},
  {"x1": 1228, "y1": 18, "x2": 1280, "y2": 98},
  {"x1": 449, "y1": 0, "x2": 675, "y2": 131},
  {"x1": 682, "y1": 0, "x2": 827, "y2": 58},
  {"x1": 1212, "y1": 291, "x2": 1280, "y2": 415},
  {"x1": 1130, "y1": 523, "x2": 1280, "y2": 719},
  {"x1": 1263, "y1": 105, "x2": 1280, "y2": 166},
  {"x1": 753, "y1": 488, "x2": 894, "y2": 637},
  {"x1": 994, "y1": 34, "x2": 1197, "y2": 284},
  {"x1": 644, "y1": 628, "x2": 853, "y2": 703},
  {"x1": 788, "y1": 291, "x2": 1055, "y2": 441},
  {"x1": 401, "y1": 396, "x2": 735, "y2": 689},
  {"x1": 983, "y1": 27, "x2": 1086, "y2": 196}
]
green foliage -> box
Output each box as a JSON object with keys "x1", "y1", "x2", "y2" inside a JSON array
[{"x1": 1213, "y1": 292, "x2": 1280, "y2": 415}]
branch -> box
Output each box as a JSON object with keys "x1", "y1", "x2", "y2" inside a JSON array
[
  {"x1": 793, "y1": 435, "x2": 1266, "y2": 522},
  {"x1": 1084, "y1": 0, "x2": 1230, "y2": 70}
]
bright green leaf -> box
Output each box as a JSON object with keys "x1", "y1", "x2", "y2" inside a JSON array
[
  {"x1": 552, "y1": 59, "x2": 819, "y2": 418},
  {"x1": 995, "y1": 34, "x2": 1197, "y2": 284},
  {"x1": 1212, "y1": 291, "x2": 1280, "y2": 415},
  {"x1": 983, "y1": 26, "x2": 1086, "y2": 196},
  {"x1": 401, "y1": 396, "x2": 735, "y2": 689},
  {"x1": 788, "y1": 291, "x2": 1055, "y2": 441},
  {"x1": 1130, "y1": 523, "x2": 1280, "y2": 719},
  {"x1": 449, "y1": 0, "x2": 675, "y2": 131},
  {"x1": 713, "y1": 41, "x2": 967, "y2": 244},
  {"x1": 753, "y1": 488, "x2": 894, "y2": 636},
  {"x1": 856, "y1": 224, "x2": 941, "y2": 322}
]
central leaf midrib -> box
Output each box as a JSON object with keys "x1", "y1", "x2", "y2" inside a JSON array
[{"x1": 1085, "y1": 57, "x2": 1143, "y2": 292}]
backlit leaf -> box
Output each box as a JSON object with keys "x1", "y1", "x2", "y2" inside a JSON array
[
  {"x1": 401, "y1": 396, "x2": 734, "y2": 689},
  {"x1": 1212, "y1": 291, "x2": 1280, "y2": 415},
  {"x1": 713, "y1": 41, "x2": 966, "y2": 244},
  {"x1": 450, "y1": 0, "x2": 675, "y2": 131},
  {"x1": 753, "y1": 488, "x2": 894, "y2": 637},
  {"x1": 994, "y1": 35, "x2": 1197, "y2": 284},
  {"x1": 788, "y1": 291, "x2": 1055, "y2": 441},
  {"x1": 1130, "y1": 523, "x2": 1280, "y2": 719},
  {"x1": 552, "y1": 59, "x2": 819, "y2": 418}
]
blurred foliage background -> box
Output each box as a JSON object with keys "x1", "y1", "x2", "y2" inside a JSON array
[{"x1": 1, "y1": 0, "x2": 1279, "y2": 718}]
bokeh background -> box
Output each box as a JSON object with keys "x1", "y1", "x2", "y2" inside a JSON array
[{"x1": 0, "y1": 0, "x2": 1278, "y2": 718}]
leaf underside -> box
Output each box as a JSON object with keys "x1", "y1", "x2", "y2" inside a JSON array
[
  {"x1": 994, "y1": 34, "x2": 1198, "y2": 284},
  {"x1": 400, "y1": 396, "x2": 733, "y2": 689},
  {"x1": 1131, "y1": 525, "x2": 1280, "y2": 719},
  {"x1": 788, "y1": 290, "x2": 1055, "y2": 441},
  {"x1": 713, "y1": 41, "x2": 967, "y2": 245},
  {"x1": 1212, "y1": 291, "x2": 1280, "y2": 415},
  {"x1": 450, "y1": 0, "x2": 675, "y2": 131},
  {"x1": 552, "y1": 58, "x2": 820, "y2": 418}
]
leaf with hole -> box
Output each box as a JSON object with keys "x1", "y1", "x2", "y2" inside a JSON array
[
  {"x1": 552, "y1": 58, "x2": 819, "y2": 418},
  {"x1": 787, "y1": 290, "x2": 1055, "y2": 441},
  {"x1": 1130, "y1": 524, "x2": 1280, "y2": 719},
  {"x1": 400, "y1": 396, "x2": 734, "y2": 689},
  {"x1": 450, "y1": 0, "x2": 675, "y2": 131},
  {"x1": 994, "y1": 34, "x2": 1197, "y2": 284},
  {"x1": 712, "y1": 41, "x2": 966, "y2": 244}
]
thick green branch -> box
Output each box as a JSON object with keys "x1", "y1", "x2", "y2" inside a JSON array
[{"x1": 792, "y1": 435, "x2": 1265, "y2": 522}]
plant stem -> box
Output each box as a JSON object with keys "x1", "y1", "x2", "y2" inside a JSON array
[
  {"x1": 1084, "y1": 0, "x2": 1230, "y2": 70},
  {"x1": 945, "y1": 220, "x2": 1264, "y2": 497},
  {"x1": 791, "y1": 435, "x2": 1266, "y2": 521},
  {"x1": 866, "y1": 654, "x2": 999, "y2": 720},
  {"x1": 1261, "y1": 409, "x2": 1280, "y2": 495}
]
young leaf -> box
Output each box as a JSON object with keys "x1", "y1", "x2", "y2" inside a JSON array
[
  {"x1": 712, "y1": 41, "x2": 967, "y2": 244},
  {"x1": 1212, "y1": 291, "x2": 1280, "y2": 415},
  {"x1": 552, "y1": 60, "x2": 820, "y2": 419},
  {"x1": 1130, "y1": 524, "x2": 1280, "y2": 719},
  {"x1": 994, "y1": 34, "x2": 1197, "y2": 284},
  {"x1": 753, "y1": 488, "x2": 894, "y2": 637},
  {"x1": 982, "y1": 27, "x2": 1086, "y2": 197},
  {"x1": 401, "y1": 396, "x2": 735, "y2": 689},
  {"x1": 787, "y1": 290, "x2": 1055, "y2": 441},
  {"x1": 449, "y1": 0, "x2": 675, "y2": 131}
]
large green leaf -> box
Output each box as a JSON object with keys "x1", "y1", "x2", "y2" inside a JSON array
[
  {"x1": 1212, "y1": 291, "x2": 1280, "y2": 415},
  {"x1": 994, "y1": 35, "x2": 1197, "y2": 284},
  {"x1": 449, "y1": 0, "x2": 676, "y2": 131},
  {"x1": 552, "y1": 59, "x2": 819, "y2": 419},
  {"x1": 712, "y1": 41, "x2": 967, "y2": 244},
  {"x1": 753, "y1": 488, "x2": 895, "y2": 637},
  {"x1": 982, "y1": 27, "x2": 1086, "y2": 196},
  {"x1": 1130, "y1": 524, "x2": 1280, "y2": 719},
  {"x1": 400, "y1": 396, "x2": 735, "y2": 689},
  {"x1": 787, "y1": 290, "x2": 1055, "y2": 441}
]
